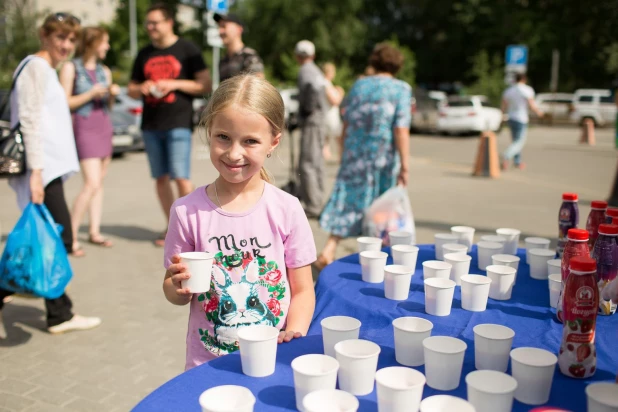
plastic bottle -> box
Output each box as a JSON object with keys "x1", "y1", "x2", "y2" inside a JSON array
[
  {"x1": 556, "y1": 228, "x2": 590, "y2": 323},
  {"x1": 586, "y1": 200, "x2": 608, "y2": 249},
  {"x1": 606, "y1": 208, "x2": 618, "y2": 224},
  {"x1": 558, "y1": 256, "x2": 599, "y2": 379},
  {"x1": 592, "y1": 223, "x2": 618, "y2": 316},
  {"x1": 558, "y1": 193, "x2": 579, "y2": 257}
]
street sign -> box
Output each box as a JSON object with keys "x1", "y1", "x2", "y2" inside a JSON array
[
  {"x1": 206, "y1": 27, "x2": 223, "y2": 48},
  {"x1": 180, "y1": 0, "x2": 202, "y2": 7},
  {"x1": 505, "y1": 45, "x2": 528, "y2": 66},
  {"x1": 207, "y1": 0, "x2": 228, "y2": 13}
]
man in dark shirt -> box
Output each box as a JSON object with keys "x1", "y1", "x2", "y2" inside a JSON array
[
  {"x1": 214, "y1": 13, "x2": 264, "y2": 82},
  {"x1": 128, "y1": 3, "x2": 210, "y2": 246}
]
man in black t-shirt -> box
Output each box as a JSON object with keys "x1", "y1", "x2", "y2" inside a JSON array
[
  {"x1": 214, "y1": 13, "x2": 264, "y2": 82},
  {"x1": 128, "y1": 3, "x2": 210, "y2": 246}
]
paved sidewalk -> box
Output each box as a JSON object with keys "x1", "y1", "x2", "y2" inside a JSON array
[{"x1": 0, "y1": 125, "x2": 615, "y2": 411}]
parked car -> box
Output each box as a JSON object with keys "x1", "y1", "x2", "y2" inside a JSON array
[
  {"x1": 111, "y1": 108, "x2": 143, "y2": 156},
  {"x1": 570, "y1": 89, "x2": 616, "y2": 127},
  {"x1": 530, "y1": 93, "x2": 574, "y2": 124},
  {"x1": 279, "y1": 87, "x2": 300, "y2": 131},
  {"x1": 410, "y1": 89, "x2": 447, "y2": 133},
  {"x1": 436, "y1": 95, "x2": 503, "y2": 135}
]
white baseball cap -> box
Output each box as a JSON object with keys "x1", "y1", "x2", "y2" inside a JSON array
[{"x1": 294, "y1": 40, "x2": 315, "y2": 57}]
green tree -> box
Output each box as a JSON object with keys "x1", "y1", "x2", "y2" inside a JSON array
[{"x1": 464, "y1": 50, "x2": 504, "y2": 106}]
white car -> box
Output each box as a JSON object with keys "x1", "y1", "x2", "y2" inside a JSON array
[
  {"x1": 531, "y1": 93, "x2": 574, "y2": 123},
  {"x1": 570, "y1": 89, "x2": 616, "y2": 127},
  {"x1": 436, "y1": 95, "x2": 503, "y2": 135}
]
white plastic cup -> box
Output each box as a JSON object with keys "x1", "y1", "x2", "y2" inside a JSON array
[
  {"x1": 435, "y1": 233, "x2": 460, "y2": 260},
  {"x1": 392, "y1": 317, "x2": 434, "y2": 367},
  {"x1": 179, "y1": 252, "x2": 214, "y2": 293},
  {"x1": 199, "y1": 385, "x2": 256, "y2": 412},
  {"x1": 585, "y1": 382, "x2": 618, "y2": 412},
  {"x1": 237, "y1": 325, "x2": 279, "y2": 377},
  {"x1": 422, "y1": 336, "x2": 467, "y2": 391},
  {"x1": 420, "y1": 395, "x2": 476, "y2": 412},
  {"x1": 510, "y1": 347, "x2": 558, "y2": 405},
  {"x1": 444, "y1": 253, "x2": 472, "y2": 286},
  {"x1": 497, "y1": 228, "x2": 521, "y2": 255},
  {"x1": 466, "y1": 370, "x2": 518, "y2": 412},
  {"x1": 291, "y1": 354, "x2": 339, "y2": 412},
  {"x1": 451, "y1": 226, "x2": 476, "y2": 252},
  {"x1": 525, "y1": 237, "x2": 551, "y2": 264},
  {"x1": 480, "y1": 235, "x2": 507, "y2": 247},
  {"x1": 321, "y1": 316, "x2": 361, "y2": 358},
  {"x1": 528, "y1": 248, "x2": 557, "y2": 280},
  {"x1": 460, "y1": 275, "x2": 492, "y2": 312},
  {"x1": 422, "y1": 260, "x2": 452, "y2": 280},
  {"x1": 389, "y1": 230, "x2": 414, "y2": 246},
  {"x1": 357, "y1": 236, "x2": 383, "y2": 253},
  {"x1": 491, "y1": 254, "x2": 520, "y2": 284},
  {"x1": 477, "y1": 241, "x2": 504, "y2": 271},
  {"x1": 334, "y1": 339, "x2": 381, "y2": 396},
  {"x1": 486, "y1": 265, "x2": 517, "y2": 301},
  {"x1": 424, "y1": 278, "x2": 456, "y2": 316},
  {"x1": 360, "y1": 250, "x2": 388, "y2": 283},
  {"x1": 384, "y1": 265, "x2": 415, "y2": 301},
  {"x1": 391, "y1": 245, "x2": 419, "y2": 269},
  {"x1": 442, "y1": 243, "x2": 468, "y2": 258},
  {"x1": 303, "y1": 389, "x2": 360, "y2": 412},
  {"x1": 473, "y1": 324, "x2": 515, "y2": 372},
  {"x1": 547, "y1": 258, "x2": 562, "y2": 275},
  {"x1": 548, "y1": 273, "x2": 562, "y2": 309},
  {"x1": 376, "y1": 366, "x2": 426, "y2": 412}
]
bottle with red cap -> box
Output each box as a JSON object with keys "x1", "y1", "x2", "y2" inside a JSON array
[
  {"x1": 587, "y1": 201, "x2": 608, "y2": 249},
  {"x1": 558, "y1": 256, "x2": 599, "y2": 379},
  {"x1": 592, "y1": 223, "x2": 618, "y2": 315},
  {"x1": 558, "y1": 193, "x2": 579, "y2": 257},
  {"x1": 556, "y1": 228, "x2": 590, "y2": 323},
  {"x1": 606, "y1": 207, "x2": 618, "y2": 224}
]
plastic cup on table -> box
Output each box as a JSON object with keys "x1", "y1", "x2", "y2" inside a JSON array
[
  {"x1": 422, "y1": 260, "x2": 452, "y2": 280},
  {"x1": 199, "y1": 385, "x2": 256, "y2": 412},
  {"x1": 486, "y1": 265, "x2": 516, "y2": 300},
  {"x1": 360, "y1": 250, "x2": 388, "y2": 283},
  {"x1": 391, "y1": 244, "x2": 419, "y2": 268},
  {"x1": 525, "y1": 237, "x2": 551, "y2": 264},
  {"x1": 547, "y1": 258, "x2": 562, "y2": 275},
  {"x1": 496, "y1": 228, "x2": 521, "y2": 255},
  {"x1": 466, "y1": 370, "x2": 518, "y2": 412},
  {"x1": 434, "y1": 233, "x2": 459, "y2": 260},
  {"x1": 477, "y1": 241, "x2": 504, "y2": 271},
  {"x1": 302, "y1": 389, "x2": 359, "y2": 412},
  {"x1": 585, "y1": 382, "x2": 618, "y2": 412},
  {"x1": 392, "y1": 317, "x2": 433, "y2": 367},
  {"x1": 422, "y1": 336, "x2": 467, "y2": 390},
  {"x1": 237, "y1": 325, "x2": 279, "y2": 377},
  {"x1": 473, "y1": 324, "x2": 515, "y2": 372},
  {"x1": 179, "y1": 252, "x2": 214, "y2": 293},
  {"x1": 420, "y1": 395, "x2": 475, "y2": 412},
  {"x1": 334, "y1": 339, "x2": 381, "y2": 396},
  {"x1": 442, "y1": 243, "x2": 468, "y2": 258},
  {"x1": 444, "y1": 253, "x2": 472, "y2": 285},
  {"x1": 480, "y1": 235, "x2": 507, "y2": 247},
  {"x1": 460, "y1": 275, "x2": 492, "y2": 312},
  {"x1": 389, "y1": 230, "x2": 414, "y2": 246},
  {"x1": 548, "y1": 274, "x2": 562, "y2": 308},
  {"x1": 510, "y1": 347, "x2": 558, "y2": 405},
  {"x1": 357, "y1": 236, "x2": 383, "y2": 253},
  {"x1": 375, "y1": 366, "x2": 426, "y2": 412},
  {"x1": 384, "y1": 265, "x2": 415, "y2": 301},
  {"x1": 491, "y1": 254, "x2": 520, "y2": 283},
  {"x1": 320, "y1": 316, "x2": 361, "y2": 358},
  {"x1": 451, "y1": 225, "x2": 475, "y2": 252},
  {"x1": 291, "y1": 354, "x2": 339, "y2": 412},
  {"x1": 528, "y1": 248, "x2": 556, "y2": 280},
  {"x1": 424, "y1": 278, "x2": 456, "y2": 316}
]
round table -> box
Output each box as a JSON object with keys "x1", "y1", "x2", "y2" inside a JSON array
[{"x1": 133, "y1": 244, "x2": 618, "y2": 412}]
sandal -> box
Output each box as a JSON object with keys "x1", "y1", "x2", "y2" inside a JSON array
[
  {"x1": 154, "y1": 231, "x2": 166, "y2": 248},
  {"x1": 88, "y1": 235, "x2": 113, "y2": 248},
  {"x1": 70, "y1": 244, "x2": 86, "y2": 258},
  {"x1": 313, "y1": 255, "x2": 334, "y2": 271}
]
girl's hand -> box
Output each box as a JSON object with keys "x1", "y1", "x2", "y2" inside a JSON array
[
  {"x1": 109, "y1": 84, "x2": 121, "y2": 97},
  {"x1": 168, "y1": 255, "x2": 192, "y2": 297},
  {"x1": 278, "y1": 330, "x2": 303, "y2": 343}
]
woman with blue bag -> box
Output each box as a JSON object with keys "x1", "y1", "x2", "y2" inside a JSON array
[{"x1": 0, "y1": 13, "x2": 101, "y2": 339}]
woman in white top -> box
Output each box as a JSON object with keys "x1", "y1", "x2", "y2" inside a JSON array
[
  {"x1": 0, "y1": 13, "x2": 101, "y2": 338},
  {"x1": 321, "y1": 63, "x2": 345, "y2": 161}
]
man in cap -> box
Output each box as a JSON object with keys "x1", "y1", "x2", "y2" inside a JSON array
[
  {"x1": 295, "y1": 40, "x2": 327, "y2": 218},
  {"x1": 214, "y1": 13, "x2": 264, "y2": 81}
]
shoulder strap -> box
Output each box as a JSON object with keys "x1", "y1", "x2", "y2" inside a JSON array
[{"x1": 0, "y1": 58, "x2": 34, "y2": 120}]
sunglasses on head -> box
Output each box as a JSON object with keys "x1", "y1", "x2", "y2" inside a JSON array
[{"x1": 51, "y1": 12, "x2": 81, "y2": 24}]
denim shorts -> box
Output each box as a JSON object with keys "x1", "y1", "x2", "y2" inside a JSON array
[{"x1": 142, "y1": 128, "x2": 192, "y2": 179}]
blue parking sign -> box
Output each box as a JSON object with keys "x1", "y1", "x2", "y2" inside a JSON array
[
  {"x1": 505, "y1": 45, "x2": 528, "y2": 66},
  {"x1": 207, "y1": 0, "x2": 228, "y2": 13}
]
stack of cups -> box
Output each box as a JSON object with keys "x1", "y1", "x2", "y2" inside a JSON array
[
  {"x1": 291, "y1": 354, "x2": 339, "y2": 412},
  {"x1": 435, "y1": 233, "x2": 460, "y2": 260},
  {"x1": 491, "y1": 254, "x2": 520, "y2": 283},
  {"x1": 585, "y1": 382, "x2": 618, "y2": 412},
  {"x1": 473, "y1": 324, "x2": 515, "y2": 372},
  {"x1": 466, "y1": 370, "x2": 518, "y2": 412},
  {"x1": 548, "y1": 274, "x2": 562, "y2": 308},
  {"x1": 334, "y1": 339, "x2": 381, "y2": 396},
  {"x1": 179, "y1": 252, "x2": 214, "y2": 293},
  {"x1": 486, "y1": 265, "x2": 517, "y2": 300},
  {"x1": 375, "y1": 367, "x2": 426, "y2": 412},
  {"x1": 302, "y1": 389, "x2": 359, "y2": 412},
  {"x1": 422, "y1": 336, "x2": 467, "y2": 390},
  {"x1": 444, "y1": 253, "x2": 472, "y2": 286},
  {"x1": 199, "y1": 385, "x2": 256, "y2": 412},
  {"x1": 480, "y1": 235, "x2": 507, "y2": 249},
  {"x1": 320, "y1": 316, "x2": 361, "y2": 358},
  {"x1": 496, "y1": 228, "x2": 521, "y2": 255},
  {"x1": 547, "y1": 258, "x2": 562, "y2": 275},
  {"x1": 424, "y1": 278, "x2": 456, "y2": 316},
  {"x1": 420, "y1": 395, "x2": 476, "y2": 412},
  {"x1": 477, "y1": 241, "x2": 504, "y2": 271},
  {"x1": 357, "y1": 236, "x2": 383, "y2": 253},
  {"x1": 460, "y1": 275, "x2": 492, "y2": 312},
  {"x1": 524, "y1": 237, "x2": 550, "y2": 264},
  {"x1": 451, "y1": 226, "x2": 475, "y2": 252},
  {"x1": 528, "y1": 249, "x2": 557, "y2": 280},
  {"x1": 388, "y1": 230, "x2": 414, "y2": 247},
  {"x1": 442, "y1": 243, "x2": 468, "y2": 258},
  {"x1": 510, "y1": 347, "x2": 557, "y2": 405},
  {"x1": 384, "y1": 265, "x2": 415, "y2": 301},
  {"x1": 392, "y1": 317, "x2": 433, "y2": 367},
  {"x1": 391, "y1": 245, "x2": 419, "y2": 269},
  {"x1": 360, "y1": 250, "x2": 388, "y2": 283},
  {"x1": 237, "y1": 325, "x2": 279, "y2": 377}
]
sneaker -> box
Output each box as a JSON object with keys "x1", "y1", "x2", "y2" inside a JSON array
[
  {"x1": 48, "y1": 315, "x2": 101, "y2": 335},
  {"x1": 500, "y1": 159, "x2": 509, "y2": 171},
  {"x1": 0, "y1": 311, "x2": 6, "y2": 339},
  {"x1": 515, "y1": 162, "x2": 527, "y2": 171}
]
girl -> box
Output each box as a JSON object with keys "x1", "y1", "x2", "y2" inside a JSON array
[
  {"x1": 321, "y1": 62, "x2": 345, "y2": 161},
  {"x1": 163, "y1": 75, "x2": 317, "y2": 370},
  {"x1": 60, "y1": 26, "x2": 119, "y2": 253}
]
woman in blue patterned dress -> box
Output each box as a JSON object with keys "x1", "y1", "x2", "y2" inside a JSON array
[{"x1": 316, "y1": 43, "x2": 412, "y2": 268}]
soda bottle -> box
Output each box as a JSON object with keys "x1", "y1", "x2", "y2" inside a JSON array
[
  {"x1": 592, "y1": 223, "x2": 618, "y2": 315},
  {"x1": 586, "y1": 200, "x2": 608, "y2": 249},
  {"x1": 606, "y1": 208, "x2": 618, "y2": 224},
  {"x1": 556, "y1": 228, "x2": 590, "y2": 323},
  {"x1": 558, "y1": 256, "x2": 599, "y2": 379},
  {"x1": 558, "y1": 193, "x2": 579, "y2": 257}
]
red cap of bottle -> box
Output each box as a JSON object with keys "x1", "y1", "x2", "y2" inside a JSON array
[
  {"x1": 567, "y1": 228, "x2": 589, "y2": 241},
  {"x1": 606, "y1": 208, "x2": 618, "y2": 217},
  {"x1": 598, "y1": 224, "x2": 618, "y2": 236},
  {"x1": 562, "y1": 193, "x2": 578, "y2": 201},
  {"x1": 591, "y1": 200, "x2": 608, "y2": 209},
  {"x1": 569, "y1": 256, "x2": 596, "y2": 272}
]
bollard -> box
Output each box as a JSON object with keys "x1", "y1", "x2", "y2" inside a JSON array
[{"x1": 472, "y1": 131, "x2": 500, "y2": 178}]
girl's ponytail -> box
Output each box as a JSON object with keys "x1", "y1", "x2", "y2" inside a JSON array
[{"x1": 259, "y1": 167, "x2": 272, "y2": 183}]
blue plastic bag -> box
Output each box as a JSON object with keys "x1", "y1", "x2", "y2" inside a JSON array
[{"x1": 0, "y1": 203, "x2": 73, "y2": 299}]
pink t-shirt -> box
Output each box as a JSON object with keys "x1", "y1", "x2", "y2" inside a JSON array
[{"x1": 164, "y1": 182, "x2": 316, "y2": 370}]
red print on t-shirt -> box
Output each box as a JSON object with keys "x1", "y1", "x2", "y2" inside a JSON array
[{"x1": 143, "y1": 55, "x2": 182, "y2": 105}]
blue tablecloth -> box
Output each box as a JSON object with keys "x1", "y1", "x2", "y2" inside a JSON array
[{"x1": 133, "y1": 245, "x2": 618, "y2": 412}]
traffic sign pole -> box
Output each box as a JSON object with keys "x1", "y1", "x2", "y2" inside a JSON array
[{"x1": 205, "y1": 0, "x2": 228, "y2": 91}]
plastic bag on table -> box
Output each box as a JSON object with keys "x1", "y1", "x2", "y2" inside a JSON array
[
  {"x1": 362, "y1": 185, "x2": 416, "y2": 246},
  {"x1": 0, "y1": 203, "x2": 73, "y2": 299}
]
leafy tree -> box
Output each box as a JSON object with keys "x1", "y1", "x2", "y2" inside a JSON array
[{"x1": 464, "y1": 50, "x2": 504, "y2": 106}]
